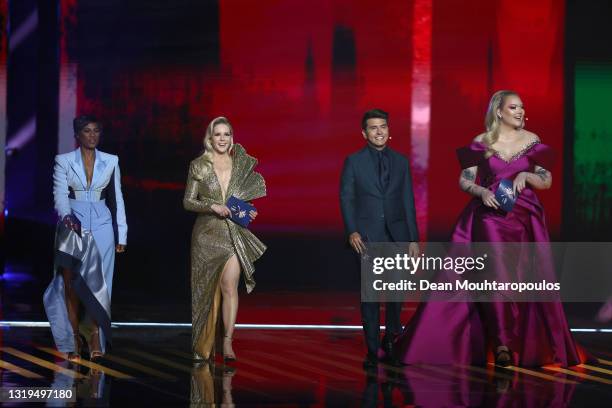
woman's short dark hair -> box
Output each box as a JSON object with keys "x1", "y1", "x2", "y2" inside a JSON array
[
  {"x1": 361, "y1": 109, "x2": 388, "y2": 130},
  {"x1": 73, "y1": 115, "x2": 101, "y2": 136}
]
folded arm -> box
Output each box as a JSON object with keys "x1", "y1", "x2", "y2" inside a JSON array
[
  {"x1": 513, "y1": 166, "x2": 552, "y2": 194},
  {"x1": 183, "y1": 178, "x2": 216, "y2": 214},
  {"x1": 527, "y1": 165, "x2": 552, "y2": 189},
  {"x1": 183, "y1": 162, "x2": 225, "y2": 216}
]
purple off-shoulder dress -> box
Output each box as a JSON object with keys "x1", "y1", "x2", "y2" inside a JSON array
[{"x1": 394, "y1": 141, "x2": 584, "y2": 367}]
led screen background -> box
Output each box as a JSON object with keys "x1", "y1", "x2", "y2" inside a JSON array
[
  {"x1": 2, "y1": 0, "x2": 612, "y2": 324},
  {"x1": 47, "y1": 0, "x2": 565, "y2": 241}
]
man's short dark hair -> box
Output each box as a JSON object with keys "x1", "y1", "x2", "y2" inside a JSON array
[
  {"x1": 361, "y1": 109, "x2": 388, "y2": 130},
  {"x1": 73, "y1": 115, "x2": 101, "y2": 136}
]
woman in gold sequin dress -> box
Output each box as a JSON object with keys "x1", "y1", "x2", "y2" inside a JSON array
[{"x1": 183, "y1": 117, "x2": 266, "y2": 362}]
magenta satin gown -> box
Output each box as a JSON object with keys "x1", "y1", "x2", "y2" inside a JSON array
[{"x1": 394, "y1": 141, "x2": 583, "y2": 367}]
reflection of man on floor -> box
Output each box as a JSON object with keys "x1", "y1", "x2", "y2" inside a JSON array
[{"x1": 340, "y1": 109, "x2": 419, "y2": 368}]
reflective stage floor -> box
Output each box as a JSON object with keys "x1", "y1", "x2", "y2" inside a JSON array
[
  {"x1": 3, "y1": 259, "x2": 612, "y2": 406},
  {"x1": 1, "y1": 326, "x2": 612, "y2": 406}
]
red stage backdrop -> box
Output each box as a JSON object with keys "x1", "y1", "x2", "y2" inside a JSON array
[{"x1": 58, "y1": 0, "x2": 564, "y2": 238}]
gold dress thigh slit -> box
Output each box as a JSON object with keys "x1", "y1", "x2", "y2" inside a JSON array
[{"x1": 184, "y1": 144, "x2": 266, "y2": 359}]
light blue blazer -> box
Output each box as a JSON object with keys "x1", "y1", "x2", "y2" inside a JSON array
[
  {"x1": 47, "y1": 148, "x2": 126, "y2": 353},
  {"x1": 53, "y1": 148, "x2": 127, "y2": 245}
]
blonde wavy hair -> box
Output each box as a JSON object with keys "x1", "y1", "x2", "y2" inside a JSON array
[
  {"x1": 201, "y1": 116, "x2": 234, "y2": 166},
  {"x1": 482, "y1": 90, "x2": 522, "y2": 158}
]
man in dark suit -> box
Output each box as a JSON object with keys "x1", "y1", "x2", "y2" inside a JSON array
[{"x1": 340, "y1": 109, "x2": 419, "y2": 368}]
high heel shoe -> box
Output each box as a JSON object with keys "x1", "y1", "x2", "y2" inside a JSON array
[
  {"x1": 89, "y1": 329, "x2": 104, "y2": 362},
  {"x1": 223, "y1": 335, "x2": 236, "y2": 362},
  {"x1": 495, "y1": 345, "x2": 512, "y2": 367},
  {"x1": 67, "y1": 333, "x2": 82, "y2": 361}
]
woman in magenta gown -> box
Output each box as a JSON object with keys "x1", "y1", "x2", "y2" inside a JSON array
[{"x1": 394, "y1": 90, "x2": 584, "y2": 367}]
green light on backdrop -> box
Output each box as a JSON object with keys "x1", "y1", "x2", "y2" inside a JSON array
[{"x1": 574, "y1": 63, "x2": 612, "y2": 236}]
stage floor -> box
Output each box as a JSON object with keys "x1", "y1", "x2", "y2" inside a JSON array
[
  {"x1": 1, "y1": 327, "x2": 612, "y2": 406},
  {"x1": 3, "y1": 260, "x2": 612, "y2": 405}
]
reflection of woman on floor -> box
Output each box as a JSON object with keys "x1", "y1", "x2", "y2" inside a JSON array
[
  {"x1": 44, "y1": 115, "x2": 127, "y2": 362},
  {"x1": 191, "y1": 363, "x2": 236, "y2": 405},
  {"x1": 184, "y1": 116, "x2": 266, "y2": 362},
  {"x1": 50, "y1": 362, "x2": 108, "y2": 402}
]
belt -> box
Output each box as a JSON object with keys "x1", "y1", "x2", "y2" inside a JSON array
[{"x1": 68, "y1": 186, "x2": 107, "y2": 201}]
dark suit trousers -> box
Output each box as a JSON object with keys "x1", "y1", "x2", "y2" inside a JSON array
[
  {"x1": 361, "y1": 301, "x2": 402, "y2": 357},
  {"x1": 360, "y1": 228, "x2": 402, "y2": 357}
]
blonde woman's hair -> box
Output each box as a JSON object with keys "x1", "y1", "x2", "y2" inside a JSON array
[
  {"x1": 482, "y1": 90, "x2": 520, "y2": 158},
  {"x1": 201, "y1": 116, "x2": 234, "y2": 165}
]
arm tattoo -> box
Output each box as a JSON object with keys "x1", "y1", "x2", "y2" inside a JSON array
[
  {"x1": 535, "y1": 167, "x2": 550, "y2": 182},
  {"x1": 461, "y1": 169, "x2": 476, "y2": 181},
  {"x1": 459, "y1": 167, "x2": 481, "y2": 196}
]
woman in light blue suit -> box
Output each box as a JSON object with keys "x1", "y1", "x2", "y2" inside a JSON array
[{"x1": 44, "y1": 115, "x2": 127, "y2": 362}]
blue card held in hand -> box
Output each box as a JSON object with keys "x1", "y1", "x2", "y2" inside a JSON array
[
  {"x1": 227, "y1": 195, "x2": 256, "y2": 227},
  {"x1": 495, "y1": 178, "x2": 517, "y2": 212}
]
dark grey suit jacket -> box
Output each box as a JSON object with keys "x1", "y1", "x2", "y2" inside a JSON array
[{"x1": 339, "y1": 146, "x2": 419, "y2": 242}]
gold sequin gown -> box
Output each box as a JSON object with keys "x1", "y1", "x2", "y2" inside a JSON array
[{"x1": 183, "y1": 144, "x2": 266, "y2": 359}]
